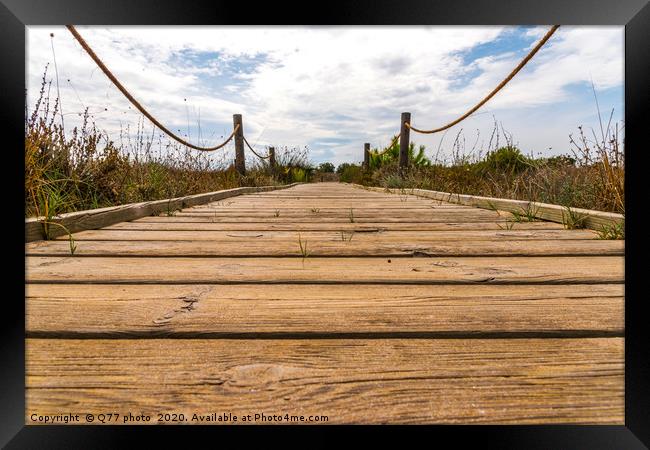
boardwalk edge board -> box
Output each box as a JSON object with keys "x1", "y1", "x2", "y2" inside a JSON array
[
  {"x1": 24, "y1": 183, "x2": 300, "y2": 242},
  {"x1": 348, "y1": 183, "x2": 625, "y2": 231}
]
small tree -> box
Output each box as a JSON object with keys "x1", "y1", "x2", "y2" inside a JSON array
[
  {"x1": 318, "y1": 162, "x2": 335, "y2": 173},
  {"x1": 336, "y1": 162, "x2": 356, "y2": 174},
  {"x1": 369, "y1": 137, "x2": 431, "y2": 170},
  {"x1": 479, "y1": 146, "x2": 532, "y2": 174}
]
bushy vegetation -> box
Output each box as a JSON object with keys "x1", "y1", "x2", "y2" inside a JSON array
[
  {"x1": 270, "y1": 146, "x2": 314, "y2": 184},
  {"x1": 361, "y1": 119, "x2": 624, "y2": 214},
  {"x1": 318, "y1": 162, "x2": 335, "y2": 173},
  {"x1": 338, "y1": 164, "x2": 365, "y2": 184},
  {"x1": 26, "y1": 66, "x2": 623, "y2": 218},
  {"x1": 25, "y1": 68, "x2": 313, "y2": 218},
  {"x1": 335, "y1": 162, "x2": 354, "y2": 175},
  {"x1": 335, "y1": 162, "x2": 371, "y2": 184},
  {"x1": 368, "y1": 137, "x2": 431, "y2": 170}
]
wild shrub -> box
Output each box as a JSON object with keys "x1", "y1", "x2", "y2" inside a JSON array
[
  {"x1": 364, "y1": 115, "x2": 623, "y2": 214},
  {"x1": 368, "y1": 138, "x2": 431, "y2": 170},
  {"x1": 338, "y1": 164, "x2": 366, "y2": 184}
]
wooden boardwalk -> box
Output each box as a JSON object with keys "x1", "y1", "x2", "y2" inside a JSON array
[{"x1": 25, "y1": 182, "x2": 624, "y2": 424}]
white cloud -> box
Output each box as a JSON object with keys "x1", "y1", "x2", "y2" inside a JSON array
[{"x1": 26, "y1": 25, "x2": 623, "y2": 166}]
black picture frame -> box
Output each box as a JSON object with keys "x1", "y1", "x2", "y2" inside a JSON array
[{"x1": 2, "y1": 0, "x2": 648, "y2": 447}]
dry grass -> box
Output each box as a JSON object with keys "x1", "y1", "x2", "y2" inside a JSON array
[
  {"x1": 27, "y1": 66, "x2": 623, "y2": 220},
  {"x1": 25, "y1": 67, "x2": 312, "y2": 219},
  {"x1": 354, "y1": 112, "x2": 624, "y2": 215}
]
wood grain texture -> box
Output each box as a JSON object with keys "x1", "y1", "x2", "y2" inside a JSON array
[
  {"x1": 138, "y1": 216, "x2": 512, "y2": 223},
  {"x1": 182, "y1": 208, "x2": 483, "y2": 215},
  {"x1": 27, "y1": 238, "x2": 623, "y2": 257},
  {"x1": 201, "y1": 200, "x2": 453, "y2": 206},
  {"x1": 105, "y1": 221, "x2": 566, "y2": 231},
  {"x1": 26, "y1": 256, "x2": 624, "y2": 284},
  {"x1": 25, "y1": 182, "x2": 625, "y2": 425},
  {"x1": 171, "y1": 210, "x2": 505, "y2": 219},
  {"x1": 26, "y1": 338, "x2": 624, "y2": 424},
  {"x1": 133, "y1": 215, "x2": 544, "y2": 224},
  {"x1": 194, "y1": 207, "x2": 470, "y2": 211},
  {"x1": 26, "y1": 284, "x2": 624, "y2": 337},
  {"x1": 50, "y1": 229, "x2": 599, "y2": 242}
]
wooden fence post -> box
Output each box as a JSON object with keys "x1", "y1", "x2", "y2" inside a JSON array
[
  {"x1": 399, "y1": 112, "x2": 411, "y2": 171},
  {"x1": 233, "y1": 114, "x2": 245, "y2": 175},
  {"x1": 363, "y1": 143, "x2": 370, "y2": 169},
  {"x1": 269, "y1": 147, "x2": 276, "y2": 168}
]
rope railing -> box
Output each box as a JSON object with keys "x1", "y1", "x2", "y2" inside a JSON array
[
  {"x1": 365, "y1": 25, "x2": 560, "y2": 170},
  {"x1": 65, "y1": 23, "x2": 559, "y2": 173},
  {"x1": 405, "y1": 25, "x2": 560, "y2": 135},
  {"x1": 243, "y1": 135, "x2": 272, "y2": 160},
  {"x1": 66, "y1": 25, "x2": 238, "y2": 152}
]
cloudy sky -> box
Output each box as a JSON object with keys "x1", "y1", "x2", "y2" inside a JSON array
[{"x1": 26, "y1": 26, "x2": 624, "y2": 166}]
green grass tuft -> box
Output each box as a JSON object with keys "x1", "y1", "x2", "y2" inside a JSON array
[
  {"x1": 597, "y1": 221, "x2": 624, "y2": 240},
  {"x1": 562, "y1": 207, "x2": 588, "y2": 229},
  {"x1": 298, "y1": 233, "x2": 310, "y2": 258}
]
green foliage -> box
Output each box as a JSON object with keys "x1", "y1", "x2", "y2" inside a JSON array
[
  {"x1": 535, "y1": 155, "x2": 577, "y2": 167},
  {"x1": 273, "y1": 148, "x2": 314, "y2": 184},
  {"x1": 336, "y1": 162, "x2": 355, "y2": 174},
  {"x1": 27, "y1": 63, "x2": 624, "y2": 226},
  {"x1": 510, "y1": 203, "x2": 540, "y2": 222},
  {"x1": 39, "y1": 220, "x2": 77, "y2": 254},
  {"x1": 340, "y1": 231, "x2": 354, "y2": 242},
  {"x1": 562, "y1": 207, "x2": 588, "y2": 229},
  {"x1": 25, "y1": 67, "x2": 313, "y2": 218},
  {"x1": 477, "y1": 146, "x2": 532, "y2": 174},
  {"x1": 318, "y1": 162, "x2": 335, "y2": 173},
  {"x1": 368, "y1": 137, "x2": 431, "y2": 170},
  {"x1": 410, "y1": 145, "x2": 431, "y2": 167},
  {"x1": 298, "y1": 233, "x2": 310, "y2": 258},
  {"x1": 597, "y1": 221, "x2": 624, "y2": 240},
  {"x1": 290, "y1": 167, "x2": 309, "y2": 182},
  {"x1": 338, "y1": 164, "x2": 365, "y2": 184},
  {"x1": 382, "y1": 174, "x2": 408, "y2": 189},
  {"x1": 361, "y1": 125, "x2": 623, "y2": 215}
]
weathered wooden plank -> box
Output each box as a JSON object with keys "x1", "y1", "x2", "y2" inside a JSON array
[
  {"x1": 131, "y1": 216, "x2": 514, "y2": 224},
  {"x1": 208, "y1": 198, "x2": 448, "y2": 202},
  {"x1": 25, "y1": 183, "x2": 299, "y2": 242},
  {"x1": 26, "y1": 338, "x2": 624, "y2": 424},
  {"x1": 134, "y1": 215, "x2": 520, "y2": 224},
  {"x1": 245, "y1": 190, "x2": 407, "y2": 194},
  {"x1": 202, "y1": 199, "x2": 456, "y2": 203},
  {"x1": 26, "y1": 284, "x2": 624, "y2": 337},
  {"x1": 26, "y1": 256, "x2": 624, "y2": 284},
  {"x1": 51, "y1": 229, "x2": 599, "y2": 242},
  {"x1": 233, "y1": 201, "x2": 410, "y2": 204},
  {"x1": 106, "y1": 221, "x2": 566, "y2": 231},
  {"x1": 172, "y1": 210, "x2": 503, "y2": 218},
  {"x1": 245, "y1": 187, "x2": 385, "y2": 195},
  {"x1": 353, "y1": 185, "x2": 625, "y2": 231},
  {"x1": 27, "y1": 238, "x2": 622, "y2": 257},
  {"x1": 193, "y1": 205, "x2": 473, "y2": 211},
  {"x1": 221, "y1": 193, "x2": 442, "y2": 199},
  {"x1": 175, "y1": 209, "x2": 490, "y2": 218}
]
